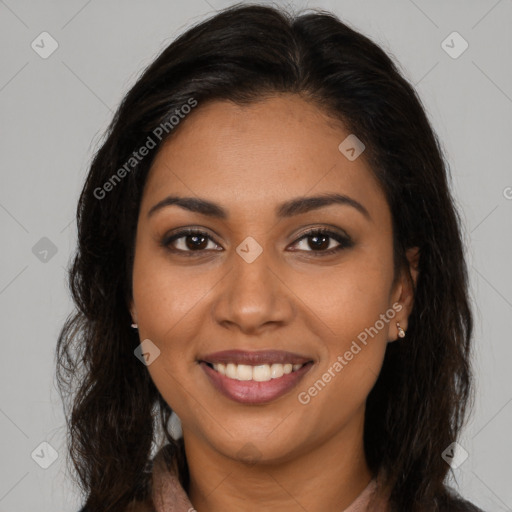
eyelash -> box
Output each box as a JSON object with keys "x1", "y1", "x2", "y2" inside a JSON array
[{"x1": 161, "y1": 227, "x2": 353, "y2": 257}]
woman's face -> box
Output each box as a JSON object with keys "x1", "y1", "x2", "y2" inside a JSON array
[{"x1": 131, "y1": 93, "x2": 414, "y2": 464}]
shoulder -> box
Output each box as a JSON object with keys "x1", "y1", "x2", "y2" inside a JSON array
[{"x1": 439, "y1": 496, "x2": 486, "y2": 512}]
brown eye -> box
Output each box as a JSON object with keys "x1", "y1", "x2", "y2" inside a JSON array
[
  {"x1": 290, "y1": 229, "x2": 353, "y2": 255},
  {"x1": 162, "y1": 229, "x2": 221, "y2": 254},
  {"x1": 183, "y1": 233, "x2": 209, "y2": 250},
  {"x1": 305, "y1": 233, "x2": 331, "y2": 251},
  {"x1": 161, "y1": 227, "x2": 353, "y2": 257}
]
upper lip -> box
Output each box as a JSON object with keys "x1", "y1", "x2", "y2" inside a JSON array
[{"x1": 199, "y1": 349, "x2": 312, "y2": 366}]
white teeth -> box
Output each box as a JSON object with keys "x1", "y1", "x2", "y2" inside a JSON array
[
  {"x1": 253, "y1": 364, "x2": 271, "y2": 382},
  {"x1": 270, "y1": 363, "x2": 283, "y2": 379},
  {"x1": 237, "y1": 364, "x2": 253, "y2": 381},
  {"x1": 211, "y1": 362, "x2": 304, "y2": 381},
  {"x1": 225, "y1": 363, "x2": 237, "y2": 379}
]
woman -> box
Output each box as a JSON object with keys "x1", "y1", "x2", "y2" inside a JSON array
[{"x1": 57, "y1": 3, "x2": 484, "y2": 511}]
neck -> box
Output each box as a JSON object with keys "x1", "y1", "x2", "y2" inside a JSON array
[{"x1": 184, "y1": 409, "x2": 373, "y2": 512}]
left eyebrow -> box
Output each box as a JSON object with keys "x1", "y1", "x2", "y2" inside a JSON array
[
  {"x1": 147, "y1": 192, "x2": 371, "y2": 221},
  {"x1": 276, "y1": 193, "x2": 371, "y2": 221}
]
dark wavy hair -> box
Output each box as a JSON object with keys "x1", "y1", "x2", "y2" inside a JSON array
[{"x1": 56, "y1": 3, "x2": 479, "y2": 511}]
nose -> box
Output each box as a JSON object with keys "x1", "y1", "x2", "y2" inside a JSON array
[{"x1": 211, "y1": 244, "x2": 295, "y2": 335}]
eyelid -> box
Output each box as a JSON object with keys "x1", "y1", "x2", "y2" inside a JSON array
[
  {"x1": 291, "y1": 224, "x2": 351, "y2": 243},
  {"x1": 288, "y1": 226, "x2": 353, "y2": 255},
  {"x1": 161, "y1": 225, "x2": 353, "y2": 255},
  {"x1": 160, "y1": 227, "x2": 222, "y2": 255}
]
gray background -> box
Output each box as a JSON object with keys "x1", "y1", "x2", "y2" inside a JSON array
[{"x1": 1, "y1": 0, "x2": 511, "y2": 510}]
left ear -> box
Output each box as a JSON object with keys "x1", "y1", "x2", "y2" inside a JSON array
[
  {"x1": 129, "y1": 299, "x2": 138, "y2": 325},
  {"x1": 388, "y1": 246, "x2": 420, "y2": 342}
]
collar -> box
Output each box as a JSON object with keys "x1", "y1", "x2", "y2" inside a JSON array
[{"x1": 148, "y1": 446, "x2": 389, "y2": 512}]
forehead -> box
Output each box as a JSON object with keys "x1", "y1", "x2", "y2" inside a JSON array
[{"x1": 141, "y1": 94, "x2": 386, "y2": 219}]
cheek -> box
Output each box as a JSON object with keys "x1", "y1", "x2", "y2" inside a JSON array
[
  {"x1": 132, "y1": 251, "x2": 206, "y2": 417},
  {"x1": 292, "y1": 248, "x2": 394, "y2": 342},
  {"x1": 131, "y1": 246, "x2": 206, "y2": 396},
  {"x1": 293, "y1": 250, "x2": 393, "y2": 414},
  {"x1": 132, "y1": 241, "x2": 214, "y2": 345}
]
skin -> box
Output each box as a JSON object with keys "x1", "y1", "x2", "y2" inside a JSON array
[{"x1": 130, "y1": 93, "x2": 419, "y2": 512}]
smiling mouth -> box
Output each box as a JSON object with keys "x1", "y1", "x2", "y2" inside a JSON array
[
  {"x1": 198, "y1": 349, "x2": 314, "y2": 404},
  {"x1": 204, "y1": 361, "x2": 307, "y2": 382}
]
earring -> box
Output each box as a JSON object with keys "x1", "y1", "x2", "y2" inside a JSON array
[
  {"x1": 396, "y1": 322, "x2": 406, "y2": 339},
  {"x1": 131, "y1": 323, "x2": 138, "y2": 329}
]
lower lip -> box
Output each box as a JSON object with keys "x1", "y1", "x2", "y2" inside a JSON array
[{"x1": 200, "y1": 362, "x2": 313, "y2": 404}]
